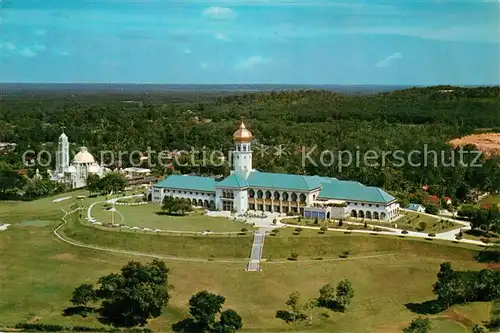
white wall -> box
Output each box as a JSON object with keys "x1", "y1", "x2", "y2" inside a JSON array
[
  {"x1": 233, "y1": 189, "x2": 248, "y2": 214},
  {"x1": 153, "y1": 187, "x2": 216, "y2": 207},
  {"x1": 346, "y1": 200, "x2": 400, "y2": 221}
]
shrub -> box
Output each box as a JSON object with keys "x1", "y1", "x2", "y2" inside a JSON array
[
  {"x1": 364, "y1": 221, "x2": 368, "y2": 228},
  {"x1": 338, "y1": 220, "x2": 343, "y2": 227},
  {"x1": 339, "y1": 250, "x2": 350, "y2": 258},
  {"x1": 15, "y1": 323, "x2": 66, "y2": 332},
  {"x1": 288, "y1": 252, "x2": 299, "y2": 261},
  {"x1": 417, "y1": 222, "x2": 427, "y2": 232},
  {"x1": 401, "y1": 230, "x2": 409, "y2": 234},
  {"x1": 240, "y1": 228, "x2": 248, "y2": 233},
  {"x1": 373, "y1": 227, "x2": 382, "y2": 232},
  {"x1": 295, "y1": 227, "x2": 303, "y2": 233},
  {"x1": 320, "y1": 226, "x2": 328, "y2": 233},
  {"x1": 314, "y1": 217, "x2": 319, "y2": 224},
  {"x1": 272, "y1": 218, "x2": 277, "y2": 225},
  {"x1": 428, "y1": 233, "x2": 436, "y2": 237},
  {"x1": 272, "y1": 228, "x2": 280, "y2": 234}
]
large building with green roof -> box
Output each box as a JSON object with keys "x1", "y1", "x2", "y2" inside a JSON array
[{"x1": 152, "y1": 122, "x2": 399, "y2": 221}]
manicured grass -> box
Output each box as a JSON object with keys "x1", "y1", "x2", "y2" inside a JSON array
[
  {"x1": 0, "y1": 223, "x2": 491, "y2": 333},
  {"x1": 479, "y1": 194, "x2": 500, "y2": 206},
  {"x1": 392, "y1": 212, "x2": 460, "y2": 233},
  {"x1": 282, "y1": 217, "x2": 385, "y2": 232},
  {"x1": 0, "y1": 195, "x2": 493, "y2": 332},
  {"x1": 61, "y1": 212, "x2": 254, "y2": 259},
  {"x1": 91, "y1": 202, "x2": 251, "y2": 232},
  {"x1": 264, "y1": 227, "x2": 483, "y2": 261},
  {"x1": 290, "y1": 211, "x2": 461, "y2": 234},
  {"x1": 430, "y1": 318, "x2": 468, "y2": 332}
]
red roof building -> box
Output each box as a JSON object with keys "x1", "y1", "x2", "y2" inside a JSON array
[{"x1": 424, "y1": 195, "x2": 440, "y2": 205}]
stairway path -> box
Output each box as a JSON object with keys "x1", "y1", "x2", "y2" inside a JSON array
[{"x1": 247, "y1": 228, "x2": 267, "y2": 271}]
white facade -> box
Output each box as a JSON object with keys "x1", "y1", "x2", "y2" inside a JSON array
[
  {"x1": 152, "y1": 122, "x2": 400, "y2": 221},
  {"x1": 346, "y1": 201, "x2": 400, "y2": 221},
  {"x1": 52, "y1": 132, "x2": 107, "y2": 189},
  {"x1": 55, "y1": 132, "x2": 69, "y2": 175},
  {"x1": 153, "y1": 187, "x2": 216, "y2": 208},
  {"x1": 232, "y1": 141, "x2": 252, "y2": 173}
]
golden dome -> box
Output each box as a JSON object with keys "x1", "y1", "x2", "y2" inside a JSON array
[{"x1": 233, "y1": 122, "x2": 252, "y2": 142}]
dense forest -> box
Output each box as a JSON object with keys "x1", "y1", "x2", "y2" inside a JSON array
[{"x1": 1, "y1": 85, "x2": 500, "y2": 202}]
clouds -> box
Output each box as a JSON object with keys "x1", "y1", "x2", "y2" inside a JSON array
[
  {"x1": 202, "y1": 6, "x2": 237, "y2": 20},
  {"x1": 0, "y1": 42, "x2": 38, "y2": 58},
  {"x1": 214, "y1": 32, "x2": 231, "y2": 42},
  {"x1": 375, "y1": 52, "x2": 402, "y2": 68},
  {"x1": 0, "y1": 41, "x2": 69, "y2": 58},
  {"x1": 236, "y1": 56, "x2": 271, "y2": 70}
]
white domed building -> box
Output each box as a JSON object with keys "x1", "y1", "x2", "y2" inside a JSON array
[{"x1": 52, "y1": 132, "x2": 108, "y2": 189}]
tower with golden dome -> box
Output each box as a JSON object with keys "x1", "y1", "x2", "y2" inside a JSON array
[{"x1": 232, "y1": 122, "x2": 253, "y2": 174}]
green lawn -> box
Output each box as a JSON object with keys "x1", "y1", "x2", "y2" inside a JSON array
[
  {"x1": 0, "y1": 223, "x2": 491, "y2": 333},
  {"x1": 90, "y1": 202, "x2": 251, "y2": 232},
  {"x1": 479, "y1": 194, "x2": 500, "y2": 206},
  {"x1": 264, "y1": 227, "x2": 483, "y2": 261},
  {"x1": 281, "y1": 217, "x2": 387, "y2": 232},
  {"x1": 0, "y1": 194, "x2": 493, "y2": 333},
  {"x1": 429, "y1": 318, "x2": 468, "y2": 332},
  {"x1": 392, "y1": 212, "x2": 461, "y2": 233}
]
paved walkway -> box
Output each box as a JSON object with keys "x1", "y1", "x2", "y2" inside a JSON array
[{"x1": 247, "y1": 228, "x2": 267, "y2": 271}]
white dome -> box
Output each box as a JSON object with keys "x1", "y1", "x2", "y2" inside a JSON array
[
  {"x1": 73, "y1": 147, "x2": 95, "y2": 164},
  {"x1": 67, "y1": 165, "x2": 76, "y2": 173},
  {"x1": 88, "y1": 164, "x2": 101, "y2": 174}
]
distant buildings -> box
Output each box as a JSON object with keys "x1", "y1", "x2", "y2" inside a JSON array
[
  {"x1": 0, "y1": 142, "x2": 16, "y2": 155},
  {"x1": 407, "y1": 204, "x2": 426, "y2": 213}
]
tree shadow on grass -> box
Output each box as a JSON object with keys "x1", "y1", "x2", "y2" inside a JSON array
[
  {"x1": 62, "y1": 306, "x2": 95, "y2": 317},
  {"x1": 171, "y1": 318, "x2": 203, "y2": 333},
  {"x1": 155, "y1": 212, "x2": 186, "y2": 217},
  {"x1": 475, "y1": 247, "x2": 500, "y2": 263},
  {"x1": 404, "y1": 300, "x2": 444, "y2": 315},
  {"x1": 317, "y1": 300, "x2": 346, "y2": 313}
]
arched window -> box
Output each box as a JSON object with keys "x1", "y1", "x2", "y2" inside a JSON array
[
  {"x1": 273, "y1": 191, "x2": 280, "y2": 200},
  {"x1": 373, "y1": 212, "x2": 379, "y2": 220},
  {"x1": 291, "y1": 192, "x2": 298, "y2": 201},
  {"x1": 351, "y1": 210, "x2": 357, "y2": 218},
  {"x1": 381, "y1": 212, "x2": 386, "y2": 220},
  {"x1": 265, "y1": 190, "x2": 272, "y2": 199},
  {"x1": 282, "y1": 192, "x2": 289, "y2": 201},
  {"x1": 299, "y1": 193, "x2": 306, "y2": 203},
  {"x1": 249, "y1": 189, "x2": 255, "y2": 198},
  {"x1": 366, "y1": 211, "x2": 372, "y2": 219},
  {"x1": 358, "y1": 210, "x2": 364, "y2": 218},
  {"x1": 257, "y1": 190, "x2": 263, "y2": 198}
]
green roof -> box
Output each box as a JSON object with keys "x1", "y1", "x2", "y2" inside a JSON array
[
  {"x1": 318, "y1": 181, "x2": 395, "y2": 204},
  {"x1": 156, "y1": 175, "x2": 215, "y2": 192},
  {"x1": 216, "y1": 172, "x2": 249, "y2": 188},
  {"x1": 155, "y1": 172, "x2": 395, "y2": 204},
  {"x1": 245, "y1": 172, "x2": 323, "y2": 191}
]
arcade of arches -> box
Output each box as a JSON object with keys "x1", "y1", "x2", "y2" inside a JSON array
[{"x1": 247, "y1": 189, "x2": 308, "y2": 215}]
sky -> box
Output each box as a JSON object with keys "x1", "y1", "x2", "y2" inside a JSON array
[{"x1": 0, "y1": 0, "x2": 499, "y2": 85}]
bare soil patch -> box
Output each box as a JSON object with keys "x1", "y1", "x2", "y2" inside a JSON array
[{"x1": 449, "y1": 133, "x2": 500, "y2": 156}]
